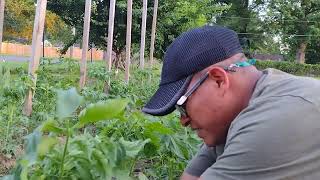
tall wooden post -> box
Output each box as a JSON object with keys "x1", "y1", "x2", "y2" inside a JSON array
[
  {"x1": 106, "y1": 0, "x2": 116, "y2": 72},
  {"x1": 139, "y1": 0, "x2": 147, "y2": 69},
  {"x1": 125, "y1": 0, "x2": 133, "y2": 83},
  {"x1": 0, "y1": 0, "x2": 5, "y2": 54},
  {"x1": 69, "y1": 27, "x2": 75, "y2": 58},
  {"x1": 79, "y1": 0, "x2": 92, "y2": 89},
  {"x1": 23, "y1": 0, "x2": 47, "y2": 116},
  {"x1": 150, "y1": 0, "x2": 158, "y2": 68}
]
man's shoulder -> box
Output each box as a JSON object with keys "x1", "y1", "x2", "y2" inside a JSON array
[
  {"x1": 224, "y1": 94, "x2": 320, "y2": 170},
  {"x1": 228, "y1": 94, "x2": 320, "y2": 145},
  {"x1": 251, "y1": 68, "x2": 320, "y2": 109},
  {"x1": 230, "y1": 68, "x2": 320, "y2": 138}
]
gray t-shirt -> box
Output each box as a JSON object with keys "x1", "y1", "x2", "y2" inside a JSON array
[{"x1": 185, "y1": 68, "x2": 320, "y2": 180}]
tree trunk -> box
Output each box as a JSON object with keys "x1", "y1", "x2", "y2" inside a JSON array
[
  {"x1": 139, "y1": 0, "x2": 147, "y2": 69},
  {"x1": 125, "y1": 0, "x2": 133, "y2": 83},
  {"x1": 79, "y1": 0, "x2": 92, "y2": 89},
  {"x1": 0, "y1": 0, "x2": 5, "y2": 55},
  {"x1": 296, "y1": 42, "x2": 307, "y2": 64},
  {"x1": 23, "y1": 0, "x2": 47, "y2": 116},
  {"x1": 149, "y1": 0, "x2": 158, "y2": 68}
]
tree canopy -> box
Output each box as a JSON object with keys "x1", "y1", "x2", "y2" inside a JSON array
[
  {"x1": 3, "y1": 0, "x2": 320, "y2": 64},
  {"x1": 47, "y1": 0, "x2": 228, "y2": 58},
  {"x1": 4, "y1": 0, "x2": 72, "y2": 45},
  {"x1": 265, "y1": 0, "x2": 320, "y2": 63}
]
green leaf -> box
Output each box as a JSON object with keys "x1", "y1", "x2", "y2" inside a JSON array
[
  {"x1": 3, "y1": 69, "x2": 11, "y2": 87},
  {"x1": 41, "y1": 119, "x2": 65, "y2": 134},
  {"x1": 138, "y1": 172, "x2": 149, "y2": 180},
  {"x1": 1, "y1": 175, "x2": 15, "y2": 180},
  {"x1": 145, "y1": 122, "x2": 174, "y2": 135},
  {"x1": 37, "y1": 137, "x2": 58, "y2": 157},
  {"x1": 56, "y1": 88, "x2": 83, "y2": 119},
  {"x1": 111, "y1": 170, "x2": 132, "y2": 180},
  {"x1": 92, "y1": 149, "x2": 109, "y2": 177},
  {"x1": 77, "y1": 99, "x2": 129, "y2": 127},
  {"x1": 23, "y1": 130, "x2": 42, "y2": 165},
  {"x1": 75, "y1": 162, "x2": 94, "y2": 180},
  {"x1": 119, "y1": 138, "x2": 150, "y2": 158},
  {"x1": 14, "y1": 130, "x2": 42, "y2": 180},
  {"x1": 169, "y1": 136, "x2": 189, "y2": 160},
  {"x1": 20, "y1": 166, "x2": 28, "y2": 180}
]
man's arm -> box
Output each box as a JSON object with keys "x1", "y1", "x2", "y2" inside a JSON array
[
  {"x1": 180, "y1": 172, "x2": 199, "y2": 180},
  {"x1": 181, "y1": 144, "x2": 218, "y2": 178}
]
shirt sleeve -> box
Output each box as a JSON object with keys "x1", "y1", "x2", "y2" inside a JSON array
[
  {"x1": 184, "y1": 143, "x2": 217, "y2": 177},
  {"x1": 201, "y1": 96, "x2": 320, "y2": 180}
]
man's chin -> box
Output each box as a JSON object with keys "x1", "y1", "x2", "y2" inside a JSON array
[
  {"x1": 202, "y1": 138, "x2": 216, "y2": 147},
  {"x1": 202, "y1": 136, "x2": 224, "y2": 147}
]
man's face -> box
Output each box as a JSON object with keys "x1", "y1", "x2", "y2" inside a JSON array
[{"x1": 179, "y1": 67, "x2": 240, "y2": 146}]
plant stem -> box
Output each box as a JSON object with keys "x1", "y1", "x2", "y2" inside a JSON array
[
  {"x1": 59, "y1": 119, "x2": 70, "y2": 179},
  {"x1": 168, "y1": 158, "x2": 173, "y2": 180},
  {"x1": 129, "y1": 158, "x2": 137, "y2": 177},
  {"x1": 5, "y1": 105, "x2": 14, "y2": 150}
]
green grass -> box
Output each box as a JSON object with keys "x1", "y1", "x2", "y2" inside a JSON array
[{"x1": 0, "y1": 61, "x2": 28, "y2": 70}]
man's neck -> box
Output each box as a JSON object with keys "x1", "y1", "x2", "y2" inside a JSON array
[{"x1": 241, "y1": 69, "x2": 263, "y2": 109}]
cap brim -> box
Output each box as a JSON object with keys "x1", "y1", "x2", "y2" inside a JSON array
[{"x1": 142, "y1": 76, "x2": 193, "y2": 116}]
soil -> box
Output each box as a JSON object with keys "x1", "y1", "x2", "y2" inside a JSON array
[
  {"x1": 0, "y1": 146, "x2": 23, "y2": 177},
  {"x1": 0, "y1": 153, "x2": 16, "y2": 176}
]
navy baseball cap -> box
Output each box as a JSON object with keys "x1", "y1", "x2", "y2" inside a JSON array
[{"x1": 142, "y1": 25, "x2": 243, "y2": 116}]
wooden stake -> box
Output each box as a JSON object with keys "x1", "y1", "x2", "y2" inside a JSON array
[
  {"x1": 23, "y1": 0, "x2": 47, "y2": 116},
  {"x1": 106, "y1": 0, "x2": 116, "y2": 72},
  {"x1": 0, "y1": 0, "x2": 5, "y2": 54},
  {"x1": 79, "y1": 0, "x2": 92, "y2": 89},
  {"x1": 125, "y1": 0, "x2": 133, "y2": 83},
  {"x1": 150, "y1": 0, "x2": 158, "y2": 68},
  {"x1": 139, "y1": 0, "x2": 147, "y2": 69},
  {"x1": 69, "y1": 27, "x2": 75, "y2": 58}
]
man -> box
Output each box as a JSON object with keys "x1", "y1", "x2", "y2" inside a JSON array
[{"x1": 142, "y1": 25, "x2": 320, "y2": 179}]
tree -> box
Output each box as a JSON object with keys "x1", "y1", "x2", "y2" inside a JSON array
[
  {"x1": 45, "y1": 11, "x2": 73, "y2": 45},
  {"x1": 47, "y1": 0, "x2": 228, "y2": 61},
  {"x1": 214, "y1": 0, "x2": 273, "y2": 56},
  {"x1": 4, "y1": 0, "x2": 72, "y2": 45},
  {"x1": 4, "y1": 0, "x2": 35, "y2": 41},
  {"x1": 305, "y1": 38, "x2": 320, "y2": 64},
  {"x1": 266, "y1": 0, "x2": 320, "y2": 63},
  {"x1": 154, "y1": 0, "x2": 228, "y2": 58}
]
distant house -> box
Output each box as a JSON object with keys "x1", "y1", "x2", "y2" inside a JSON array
[{"x1": 252, "y1": 53, "x2": 284, "y2": 61}]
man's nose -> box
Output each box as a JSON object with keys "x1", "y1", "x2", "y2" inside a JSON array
[{"x1": 180, "y1": 115, "x2": 191, "y2": 127}]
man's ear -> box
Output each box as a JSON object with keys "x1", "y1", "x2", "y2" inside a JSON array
[{"x1": 207, "y1": 66, "x2": 230, "y2": 93}]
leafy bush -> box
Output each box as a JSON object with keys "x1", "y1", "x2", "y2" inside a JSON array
[
  {"x1": 1, "y1": 61, "x2": 200, "y2": 179},
  {"x1": 3, "y1": 88, "x2": 199, "y2": 179},
  {"x1": 256, "y1": 60, "x2": 320, "y2": 77}
]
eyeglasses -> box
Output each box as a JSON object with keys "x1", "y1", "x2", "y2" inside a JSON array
[
  {"x1": 175, "y1": 59, "x2": 256, "y2": 117},
  {"x1": 175, "y1": 71, "x2": 209, "y2": 117}
]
